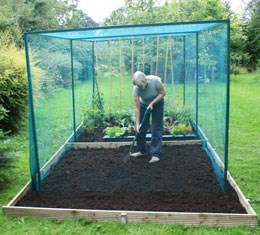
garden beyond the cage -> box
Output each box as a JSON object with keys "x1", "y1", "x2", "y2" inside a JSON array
[{"x1": 17, "y1": 144, "x2": 246, "y2": 214}]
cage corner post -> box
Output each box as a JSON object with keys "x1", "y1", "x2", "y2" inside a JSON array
[
  {"x1": 195, "y1": 32, "x2": 199, "y2": 136},
  {"x1": 91, "y1": 41, "x2": 96, "y2": 102},
  {"x1": 224, "y1": 20, "x2": 231, "y2": 191},
  {"x1": 70, "y1": 40, "x2": 76, "y2": 142},
  {"x1": 24, "y1": 32, "x2": 41, "y2": 192},
  {"x1": 183, "y1": 35, "x2": 186, "y2": 106}
]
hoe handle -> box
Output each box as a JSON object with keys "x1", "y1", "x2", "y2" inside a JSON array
[{"x1": 138, "y1": 108, "x2": 152, "y2": 132}]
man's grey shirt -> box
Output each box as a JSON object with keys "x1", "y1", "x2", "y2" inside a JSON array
[{"x1": 133, "y1": 75, "x2": 162, "y2": 105}]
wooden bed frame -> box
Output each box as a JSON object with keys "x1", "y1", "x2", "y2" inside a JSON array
[{"x1": 3, "y1": 140, "x2": 258, "y2": 227}]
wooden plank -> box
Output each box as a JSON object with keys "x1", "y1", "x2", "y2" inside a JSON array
[
  {"x1": 162, "y1": 140, "x2": 201, "y2": 146},
  {"x1": 72, "y1": 140, "x2": 201, "y2": 149},
  {"x1": 5, "y1": 182, "x2": 30, "y2": 207},
  {"x1": 40, "y1": 123, "x2": 82, "y2": 176},
  {"x1": 197, "y1": 126, "x2": 257, "y2": 217},
  {"x1": 41, "y1": 143, "x2": 67, "y2": 177},
  {"x1": 2, "y1": 206, "x2": 258, "y2": 227},
  {"x1": 205, "y1": 141, "x2": 258, "y2": 216},
  {"x1": 227, "y1": 173, "x2": 257, "y2": 215},
  {"x1": 192, "y1": 125, "x2": 255, "y2": 220},
  {"x1": 7, "y1": 126, "x2": 80, "y2": 205},
  {"x1": 72, "y1": 142, "x2": 131, "y2": 149},
  {"x1": 2, "y1": 137, "x2": 258, "y2": 227}
]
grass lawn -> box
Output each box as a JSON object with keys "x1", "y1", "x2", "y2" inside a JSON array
[{"x1": 0, "y1": 73, "x2": 259, "y2": 234}]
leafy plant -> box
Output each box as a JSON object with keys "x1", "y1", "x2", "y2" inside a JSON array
[
  {"x1": 104, "y1": 110, "x2": 135, "y2": 128},
  {"x1": 104, "y1": 126, "x2": 127, "y2": 137},
  {"x1": 0, "y1": 104, "x2": 8, "y2": 121},
  {"x1": 103, "y1": 110, "x2": 136, "y2": 137},
  {"x1": 164, "y1": 105, "x2": 193, "y2": 134},
  {"x1": 169, "y1": 123, "x2": 193, "y2": 135},
  {"x1": 174, "y1": 106, "x2": 192, "y2": 125},
  {"x1": 82, "y1": 91, "x2": 105, "y2": 134},
  {"x1": 167, "y1": 106, "x2": 193, "y2": 135}
]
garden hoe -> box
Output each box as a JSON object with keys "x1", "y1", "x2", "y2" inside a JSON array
[{"x1": 123, "y1": 108, "x2": 152, "y2": 163}]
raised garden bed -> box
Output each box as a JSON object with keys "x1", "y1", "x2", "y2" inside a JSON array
[
  {"x1": 3, "y1": 141, "x2": 258, "y2": 226},
  {"x1": 15, "y1": 144, "x2": 246, "y2": 213},
  {"x1": 79, "y1": 107, "x2": 197, "y2": 142},
  {"x1": 77, "y1": 128, "x2": 198, "y2": 142}
]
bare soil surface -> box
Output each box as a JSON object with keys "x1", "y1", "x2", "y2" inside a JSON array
[
  {"x1": 77, "y1": 128, "x2": 105, "y2": 142},
  {"x1": 17, "y1": 144, "x2": 246, "y2": 213}
]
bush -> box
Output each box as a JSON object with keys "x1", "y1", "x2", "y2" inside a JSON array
[
  {"x1": 169, "y1": 123, "x2": 193, "y2": 135},
  {"x1": 0, "y1": 104, "x2": 12, "y2": 188},
  {"x1": 0, "y1": 38, "x2": 28, "y2": 133}
]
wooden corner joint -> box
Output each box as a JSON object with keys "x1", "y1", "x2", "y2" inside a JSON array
[{"x1": 120, "y1": 213, "x2": 128, "y2": 223}]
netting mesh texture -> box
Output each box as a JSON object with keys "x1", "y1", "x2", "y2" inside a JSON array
[{"x1": 25, "y1": 20, "x2": 230, "y2": 191}]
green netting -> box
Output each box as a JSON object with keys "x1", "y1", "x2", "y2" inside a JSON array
[
  {"x1": 184, "y1": 23, "x2": 229, "y2": 188},
  {"x1": 25, "y1": 20, "x2": 230, "y2": 191},
  {"x1": 37, "y1": 21, "x2": 222, "y2": 40}
]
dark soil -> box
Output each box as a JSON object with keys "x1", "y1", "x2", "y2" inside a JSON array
[
  {"x1": 17, "y1": 144, "x2": 246, "y2": 214},
  {"x1": 77, "y1": 128, "x2": 105, "y2": 142}
]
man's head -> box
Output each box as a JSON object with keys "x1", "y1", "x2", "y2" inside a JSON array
[{"x1": 133, "y1": 71, "x2": 148, "y2": 90}]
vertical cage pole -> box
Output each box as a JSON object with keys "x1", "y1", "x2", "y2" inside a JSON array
[
  {"x1": 164, "y1": 37, "x2": 169, "y2": 84},
  {"x1": 109, "y1": 40, "x2": 112, "y2": 112},
  {"x1": 156, "y1": 36, "x2": 159, "y2": 75},
  {"x1": 119, "y1": 39, "x2": 123, "y2": 110},
  {"x1": 92, "y1": 41, "x2": 102, "y2": 109},
  {"x1": 224, "y1": 20, "x2": 231, "y2": 191},
  {"x1": 24, "y1": 33, "x2": 41, "y2": 192},
  {"x1": 131, "y1": 37, "x2": 134, "y2": 107},
  {"x1": 183, "y1": 36, "x2": 186, "y2": 105},
  {"x1": 195, "y1": 32, "x2": 199, "y2": 135},
  {"x1": 131, "y1": 37, "x2": 134, "y2": 77},
  {"x1": 142, "y1": 37, "x2": 145, "y2": 72},
  {"x1": 92, "y1": 41, "x2": 95, "y2": 96},
  {"x1": 169, "y1": 37, "x2": 174, "y2": 106},
  {"x1": 70, "y1": 40, "x2": 76, "y2": 141},
  {"x1": 94, "y1": 41, "x2": 100, "y2": 88}
]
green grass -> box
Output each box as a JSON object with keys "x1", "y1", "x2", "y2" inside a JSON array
[
  {"x1": 33, "y1": 80, "x2": 91, "y2": 167},
  {"x1": 228, "y1": 73, "x2": 260, "y2": 217},
  {"x1": 97, "y1": 74, "x2": 184, "y2": 112},
  {"x1": 0, "y1": 73, "x2": 259, "y2": 234}
]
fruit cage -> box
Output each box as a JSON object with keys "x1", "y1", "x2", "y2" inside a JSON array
[{"x1": 24, "y1": 20, "x2": 230, "y2": 191}]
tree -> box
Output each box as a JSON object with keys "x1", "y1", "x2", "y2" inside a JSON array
[
  {"x1": 105, "y1": 0, "x2": 230, "y2": 25},
  {"x1": 0, "y1": 0, "x2": 34, "y2": 46},
  {"x1": 105, "y1": 0, "x2": 253, "y2": 73},
  {"x1": 244, "y1": 0, "x2": 260, "y2": 71},
  {"x1": 0, "y1": 0, "x2": 97, "y2": 47},
  {"x1": 104, "y1": 0, "x2": 160, "y2": 25}
]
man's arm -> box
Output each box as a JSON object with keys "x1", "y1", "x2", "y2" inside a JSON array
[
  {"x1": 147, "y1": 83, "x2": 165, "y2": 110},
  {"x1": 134, "y1": 96, "x2": 141, "y2": 132}
]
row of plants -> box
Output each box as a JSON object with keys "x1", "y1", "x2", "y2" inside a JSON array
[
  {"x1": 82, "y1": 94, "x2": 194, "y2": 138},
  {"x1": 103, "y1": 110, "x2": 193, "y2": 137}
]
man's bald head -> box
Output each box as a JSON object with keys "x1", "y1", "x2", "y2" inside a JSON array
[{"x1": 133, "y1": 71, "x2": 147, "y2": 89}]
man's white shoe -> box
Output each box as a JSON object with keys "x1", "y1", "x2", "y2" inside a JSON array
[
  {"x1": 130, "y1": 151, "x2": 147, "y2": 157},
  {"x1": 149, "y1": 156, "x2": 160, "y2": 163}
]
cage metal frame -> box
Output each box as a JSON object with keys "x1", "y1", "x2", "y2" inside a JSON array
[{"x1": 24, "y1": 20, "x2": 231, "y2": 191}]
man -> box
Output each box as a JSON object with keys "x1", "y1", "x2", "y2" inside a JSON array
[{"x1": 130, "y1": 71, "x2": 165, "y2": 163}]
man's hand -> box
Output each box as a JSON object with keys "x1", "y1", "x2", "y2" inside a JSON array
[
  {"x1": 136, "y1": 124, "x2": 140, "y2": 133},
  {"x1": 147, "y1": 104, "x2": 153, "y2": 110}
]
